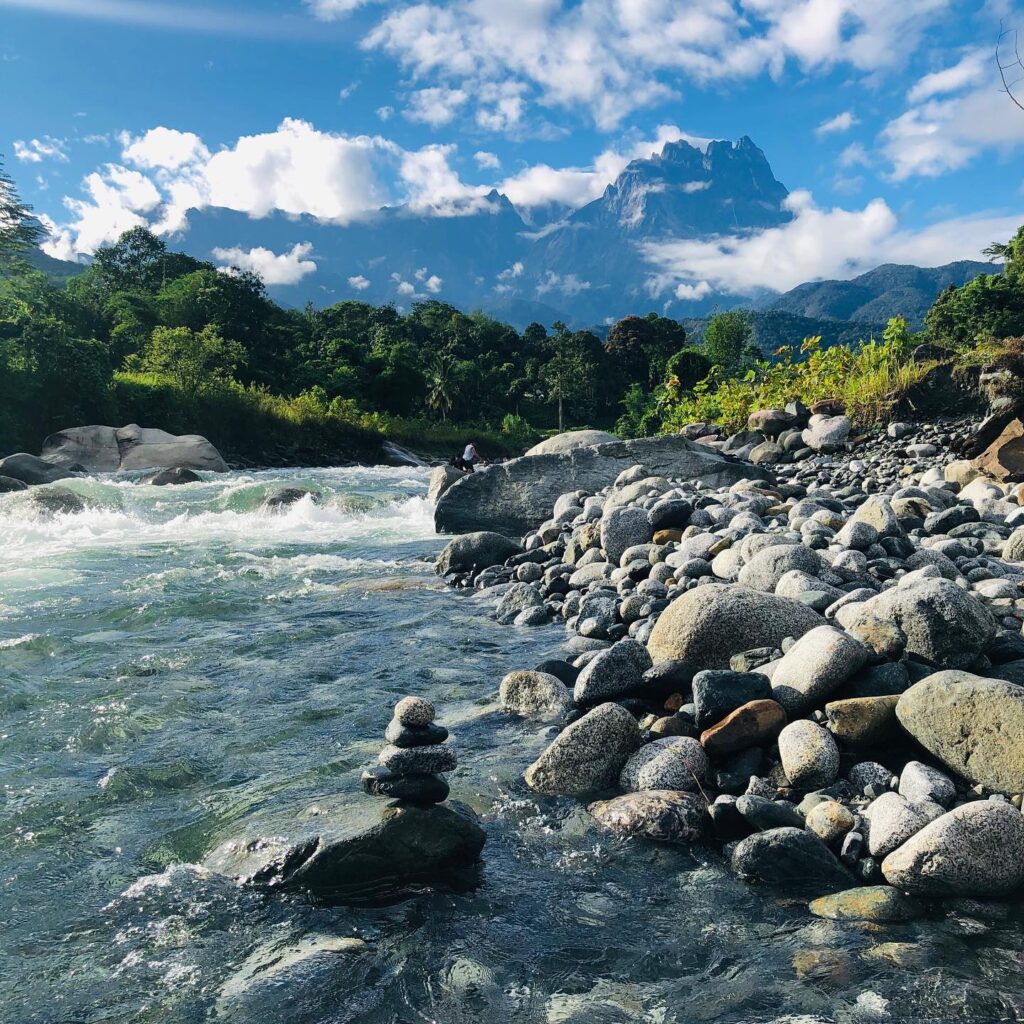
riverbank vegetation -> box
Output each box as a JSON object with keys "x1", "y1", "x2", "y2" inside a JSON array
[{"x1": 2, "y1": 161, "x2": 1023, "y2": 462}]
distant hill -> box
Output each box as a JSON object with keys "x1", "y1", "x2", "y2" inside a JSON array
[
  {"x1": 759, "y1": 261, "x2": 995, "y2": 328},
  {"x1": 24, "y1": 247, "x2": 85, "y2": 280},
  {"x1": 680, "y1": 310, "x2": 887, "y2": 355}
]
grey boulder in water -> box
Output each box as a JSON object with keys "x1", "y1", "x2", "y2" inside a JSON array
[
  {"x1": 42, "y1": 423, "x2": 227, "y2": 473},
  {"x1": 0, "y1": 452, "x2": 77, "y2": 485}
]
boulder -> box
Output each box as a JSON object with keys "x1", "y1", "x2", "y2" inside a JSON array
[
  {"x1": 146, "y1": 466, "x2": 203, "y2": 486},
  {"x1": 262, "y1": 487, "x2": 314, "y2": 511},
  {"x1": 863, "y1": 792, "x2": 937, "y2": 858},
  {"x1": 525, "y1": 429, "x2": 619, "y2": 455},
  {"x1": 381, "y1": 440, "x2": 427, "y2": 467},
  {"x1": 495, "y1": 582, "x2": 543, "y2": 625},
  {"x1": 824, "y1": 695, "x2": 900, "y2": 746},
  {"x1": 435, "y1": 531, "x2": 521, "y2": 576},
  {"x1": 600, "y1": 505, "x2": 653, "y2": 565},
  {"x1": 855, "y1": 579, "x2": 995, "y2": 668},
  {"x1": 895, "y1": 671, "x2": 1024, "y2": 791},
  {"x1": 30, "y1": 486, "x2": 86, "y2": 516},
  {"x1": 0, "y1": 452, "x2": 76, "y2": 485},
  {"x1": 881, "y1": 801, "x2": 1024, "y2": 897},
  {"x1": 618, "y1": 736, "x2": 708, "y2": 792},
  {"x1": 973, "y1": 417, "x2": 1024, "y2": 482},
  {"x1": 435, "y1": 435, "x2": 772, "y2": 536},
  {"x1": 588, "y1": 790, "x2": 706, "y2": 844},
  {"x1": 777, "y1": 720, "x2": 839, "y2": 790},
  {"x1": 738, "y1": 544, "x2": 821, "y2": 592},
  {"x1": 730, "y1": 827, "x2": 853, "y2": 893},
  {"x1": 524, "y1": 702, "x2": 641, "y2": 796},
  {"x1": 802, "y1": 414, "x2": 851, "y2": 453},
  {"x1": 573, "y1": 639, "x2": 652, "y2": 704},
  {"x1": 0, "y1": 475, "x2": 28, "y2": 492},
  {"x1": 770, "y1": 625, "x2": 869, "y2": 714},
  {"x1": 41, "y1": 424, "x2": 227, "y2": 472},
  {"x1": 499, "y1": 671, "x2": 573, "y2": 717},
  {"x1": 647, "y1": 584, "x2": 821, "y2": 669},
  {"x1": 747, "y1": 408, "x2": 795, "y2": 437},
  {"x1": 203, "y1": 800, "x2": 486, "y2": 904},
  {"x1": 428, "y1": 465, "x2": 464, "y2": 504}
]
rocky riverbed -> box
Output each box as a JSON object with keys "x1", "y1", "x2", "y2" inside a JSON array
[{"x1": 439, "y1": 410, "x2": 1024, "y2": 919}]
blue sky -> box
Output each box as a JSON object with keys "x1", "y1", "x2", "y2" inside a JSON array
[{"x1": 3, "y1": 0, "x2": 1024, "y2": 292}]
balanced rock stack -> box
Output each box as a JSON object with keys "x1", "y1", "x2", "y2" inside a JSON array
[{"x1": 362, "y1": 695, "x2": 457, "y2": 805}]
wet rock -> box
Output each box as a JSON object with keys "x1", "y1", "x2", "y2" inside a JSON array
[
  {"x1": 30, "y1": 486, "x2": 87, "y2": 515},
  {"x1": 730, "y1": 827, "x2": 852, "y2": 893},
  {"x1": 146, "y1": 466, "x2": 203, "y2": 486},
  {"x1": 394, "y1": 696, "x2": 435, "y2": 727},
  {"x1": 499, "y1": 670, "x2": 573, "y2": 717},
  {"x1": 384, "y1": 720, "x2": 449, "y2": 747},
  {"x1": 588, "y1": 789, "x2": 707, "y2": 843},
  {"x1": 495, "y1": 582, "x2": 543, "y2": 625},
  {"x1": 735, "y1": 794, "x2": 803, "y2": 830},
  {"x1": 428, "y1": 464, "x2": 464, "y2": 504},
  {"x1": 0, "y1": 474, "x2": 28, "y2": 492},
  {"x1": 524, "y1": 702, "x2": 642, "y2": 796},
  {"x1": 777, "y1": 720, "x2": 839, "y2": 790},
  {"x1": 436, "y1": 532, "x2": 521, "y2": 576},
  {"x1": 882, "y1": 801, "x2": 1024, "y2": 897},
  {"x1": 896, "y1": 671, "x2": 1024, "y2": 791},
  {"x1": 809, "y1": 886, "x2": 923, "y2": 922},
  {"x1": 361, "y1": 766, "x2": 450, "y2": 804},
  {"x1": 377, "y1": 743, "x2": 457, "y2": 774}
]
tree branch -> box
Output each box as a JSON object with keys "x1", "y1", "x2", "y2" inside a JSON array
[{"x1": 997, "y1": 22, "x2": 1024, "y2": 113}]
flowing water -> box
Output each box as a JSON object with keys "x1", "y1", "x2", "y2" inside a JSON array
[{"x1": 3, "y1": 467, "x2": 1024, "y2": 1024}]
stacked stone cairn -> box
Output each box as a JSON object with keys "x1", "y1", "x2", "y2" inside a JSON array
[
  {"x1": 362, "y1": 696, "x2": 457, "y2": 805},
  {"x1": 436, "y1": 409, "x2": 1024, "y2": 919}
]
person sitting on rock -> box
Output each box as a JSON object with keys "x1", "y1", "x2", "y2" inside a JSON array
[{"x1": 452, "y1": 442, "x2": 481, "y2": 473}]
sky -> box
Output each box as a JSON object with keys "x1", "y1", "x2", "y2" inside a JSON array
[{"x1": 3, "y1": 0, "x2": 1024, "y2": 294}]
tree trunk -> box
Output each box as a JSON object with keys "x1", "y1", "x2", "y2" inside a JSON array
[{"x1": 558, "y1": 395, "x2": 564, "y2": 432}]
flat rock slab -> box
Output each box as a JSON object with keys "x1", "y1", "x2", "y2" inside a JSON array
[
  {"x1": 434, "y1": 435, "x2": 772, "y2": 536},
  {"x1": 42, "y1": 423, "x2": 227, "y2": 473}
]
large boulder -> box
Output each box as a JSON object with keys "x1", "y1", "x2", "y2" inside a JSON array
[
  {"x1": 526, "y1": 430, "x2": 619, "y2": 455},
  {"x1": 428, "y1": 465, "x2": 464, "y2": 504},
  {"x1": 802, "y1": 414, "x2": 851, "y2": 453},
  {"x1": 203, "y1": 800, "x2": 486, "y2": 904},
  {"x1": 499, "y1": 671, "x2": 573, "y2": 717},
  {"x1": 524, "y1": 702, "x2": 641, "y2": 796},
  {"x1": 770, "y1": 625, "x2": 870, "y2": 714},
  {"x1": 435, "y1": 531, "x2": 521, "y2": 576},
  {"x1": 434, "y1": 435, "x2": 772, "y2": 536},
  {"x1": 854, "y1": 578, "x2": 995, "y2": 668},
  {"x1": 972, "y1": 417, "x2": 1024, "y2": 482},
  {"x1": 881, "y1": 801, "x2": 1024, "y2": 897},
  {"x1": 647, "y1": 584, "x2": 821, "y2": 670},
  {"x1": 0, "y1": 452, "x2": 76, "y2": 485},
  {"x1": 737, "y1": 544, "x2": 821, "y2": 592},
  {"x1": 41, "y1": 424, "x2": 227, "y2": 473},
  {"x1": 895, "y1": 671, "x2": 1024, "y2": 791}
]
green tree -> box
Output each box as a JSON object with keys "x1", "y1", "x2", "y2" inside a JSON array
[
  {"x1": 702, "y1": 310, "x2": 760, "y2": 372},
  {"x1": 133, "y1": 324, "x2": 246, "y2": 392},
  {"x1": 0, "y1": 160, "x2": 45, "y2": 269},
  {"x1": 541, "y1": 322, "x2": 599, "y2": 431},
  {"x1": 425, "y1": 347, "x2": 460, "y2": 421}
]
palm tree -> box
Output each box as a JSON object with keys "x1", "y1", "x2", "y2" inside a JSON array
[{"x1": 426, "y1": 349, "x2": 458, "y2": 421}]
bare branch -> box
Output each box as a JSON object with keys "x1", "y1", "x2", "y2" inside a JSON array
[{"x1": 997, "y1": 21, "x2": 1024, "y2": 113}]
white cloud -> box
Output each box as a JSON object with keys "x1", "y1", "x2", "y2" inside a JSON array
[
  {"x1": 536, "y1": 270, "x2": 590, "y2": 297},
  {"x1": 682, "y1": 181, "x2": 711, "y2": 193},
  {"x1": 338, "y1": 81, "x2": 360, "y2": 100},
  {"x1": 675, "y1": 280, "x2": 712, "y2": 300},
  {"x1": 13, "y1": 136, "x2": 68, "y2": 163},
  {"x1": 816, "y1": 110, "x2": 858, "y2": 135},
  {"x1": 121, "y1": 127, "x2": 209, "y2": 170},
  {"x1": 305, "y1": 0, "x2": 381, "y2": 18},
  {"x1": 398, "y1": 142, "x2": 492, "y2": 214},
  {"x1": 376, "y1": 105, "x2": 394, "y2": 121},
  {"x1": 907, "y1": 48, "x2": 987, "y2": 102},
  {"x1": 403, "y1": 86, "x2": 468, "y2": 126},
  {"x1": 497, "y1": 261, "x2": 523, "y2": 281},
  {"x1": 839, "y1": 142, "x2": 871, "y2": 168},
  {"x1": 212, "y1": 241, "x2": 317, "y2": 285},
  {"x1": 474, "y1": 150, "x2": 501, "y2": 170},
  {"x1": 348, "y1": 274, "x2": 371, "y2": 290},
  {"x1": 641, "y1": 189, "x2": 1024, "y2": 295},
  {"x1": 362, "y1": 0, "x2": 951, "y2": 130}
]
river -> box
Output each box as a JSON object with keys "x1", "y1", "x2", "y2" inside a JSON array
[{"x1": 2, "y1": 467, "x2": 1023, "y2": 1023}]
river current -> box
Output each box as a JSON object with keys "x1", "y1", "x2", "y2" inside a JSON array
[{"x1": 2, "y1": 467, "x2": 1024, "y2": 1024}]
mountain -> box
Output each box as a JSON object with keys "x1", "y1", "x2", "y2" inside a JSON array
[{"x1": 760, "y1": 261, "x2": 994, "y2": 328}]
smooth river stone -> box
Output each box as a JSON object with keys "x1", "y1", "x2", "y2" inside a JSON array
[
  {"x1": 588, "y1": 789, "x2": 706, "y2": 844},
  {"x1": 361, "y1": 766, "x2": 450, "y2": 804},
  {"x1": 378, "y1": 742, "x2": 457, "y2": 774},
  {"x1": 393, "y1": 695, "x2": 436, "y2": 727},
  {"x1": 700, "y1": 699, "x2": 787, "y2": 755},
  {"x1": 384, "y1": 720, "x2": 450, "y2": 748}
]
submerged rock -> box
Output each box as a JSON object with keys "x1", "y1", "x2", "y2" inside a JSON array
[
  {"x1": 146, "y1": 466, "x2": 203, "y2": 486},
  {"x1": 730, "y1": 827, "x2": 853, "y2": 893},
  {"x1": 435, "y1": 531, "x2": 521, "y2": 576},
  {"x1": 588, "y1": 789, "x2": 706, "y2": 843},
  {"x1": 499, "y1": 670, "x2": 573, "y2": 717},
  {"x1": 809, "y1": 886, "x2": 923, "y2": 922}
]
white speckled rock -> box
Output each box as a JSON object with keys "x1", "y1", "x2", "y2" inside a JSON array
[
  {"x1": 863, "y1": 792, "x2": 940, "y2": 858},
  {"x1": 882, "y1": 801, "x2": 1024, "y2": 896},
  {"x1": 771, "y1": 625, "x2": 870, "y2": 715},
  {"x1": 618, "y1": 736, "x2": 709, "y2": 793},
  {"x1": 495, "y1": 582, "x2": 543, "y2": 625},
  {"x1": 805, "y1": 800, "x2": 855, "y2": 845},
  {"x1": 899, "y1": 761, "x2": 956, "y2": 808},
  {"x1": 378, "y1": 742, "x2": 457, "y2": 774},
  {"x1": 394, "y1": 695, "x2": 435, "y2": 727},
  {"x1": 524, "y1": 702, "x2": 642, "y2": 796},
  {"x1": 499, "y1": 671, "x2": 573, "y2": 718},
  {"x1": 778, "y1": 720, "x2": 839, "y2": 790},
  {"x1": 574, "y1": 639, "x2": 653, "y2": 704},
  {"x1": 600, "y1": 505, "x2": 653, "y2": 565}
]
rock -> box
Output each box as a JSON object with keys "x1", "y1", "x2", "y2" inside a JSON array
[
  {"x1": 730, "y1": 827, "x2": 852, "y2": 893},
  {"x1": 857, "y1": 579, "x2": 995, "y2": 668},
  {"x1": 738, "y1": 544, "x2": 821, "y2": 592},
  {"x1": 428, "y1": 465, "x2": 464, "y2": 503},
  {"x1": 748, "y1": 408, "x2": 794, "y2": 436},
  {"x1": 434, "y1": 434, "x2": 771, "y2": 536},
  {"x1": 699, "y1": 699, "x2": 787, "y2": 755},
  {"x1": 809, "y1": 886, "x2": 923, "y2": 922},
  {"x1": 361, "y1": 766, "x2": 450, "y2": 804},
  {"x1": 850, "y1": 495, "x2": 902, "y2": 538},
  {"x1": 618, "y1": 736, "x2": 708, "y2": 792},
  {"x1": 588, "y1": 790, "x2": 706, "y2": 844},
  {"x1": 899, "y1": 761, "x2": 956, "y2": 807},
  {"x1": 648, "y1": 497, "x2": 693, "y2": 532},
  {"x1": 0, "y1": 452, "x2": 76, "y2": 485},
  {"x1": 145, "y1": 466, "x2": 202, "y2": 485},
  {"x1": 500, "y1": 670, "x2": 573, "y2": 717},
  {"x1": 692, "y1": 670, "x2": 772, "y2": 729},
  {"x1": 380, "y1": 440, "x2": 427, "y2": 467},
  {"x1": 524, "y1": 702, "x2": 642, "y2": 796},
  {"x1": 973, "y1": 417, "x2": 1024, "y2": 482},
  {"x1": 805, "y1": 800, "x2": 855, "y2": 844},
  {"x1": 777, "y1": 721, "x2": 839, "y2": 790},
  {"x1": 495, "y1": 582, "x2": 543, "y2": 625},
  {"x1": 824, "y1": 695, "x2": 899, "y2": 746},
  {"x1": 435, "y1": 532, "x2": 521, "y2": 576},
  {"x1": 647, "y1": 584, "x2": 821, "y2": 669},
  {"x1": 42, "y1": 424, "x2": 227, "y2": 472},
  {"x1": 384, "y1": 720, "x2": 449, "y2": 747},
  {"x1": 378, "y1": 743, "x2": 457, "y2": 774},
  {"x1": 848, "y1": 761, "x2": 896, "y2": 793},
  {"x1": 882, "y1": 801, "x2": 1024, "y2": 897},
  {"x1": 735, "y1": 793, "x2": 803, "y2": 830},
  {"x1": 750, "y1": 441, "x2": 785, "y2": 465},
  {"x1": 261, "y1": 487, "x2": 313, "y2": 510},
  {"x1": 770, "y1": 626, "x2": 869, "y2": 715},
  {"x1": 895, "y1": 671, "x2": 1024, "y2": 791},
  {"x1": 393, "y1": 696, "x2": 435, "y2": 727},
  {"x1": 573, "y1": 639, "x2": 653, "y2": 704},
  {"x1": 802, "y1": 415, "x2": 852, "y2": 453},
  {"x1": 600, "y1": 505, "x2": 652, "y2": 565},
  {"x1": 525, "y1": 429, "x2": 618, "y2": 455},
  {"x1": 887, "y1": 422, "x2": 914, "y2": 440},
  {"x1": 863, "y1": 792, "x2": 936, "y2": 858},
  {"x1": 1004, "y1": 528, "x2": 1024, "y2": 563},
  {"x1": 204, "y1": 800, "x2": 486, "y2": 903},
  {"x1": 0, "y1": 475, "x2": 27, "y2": 492}
]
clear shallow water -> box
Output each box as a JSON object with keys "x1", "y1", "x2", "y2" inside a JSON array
[{"x1": 3, "y1": 468, "x2": 1024, "y2": 1024}]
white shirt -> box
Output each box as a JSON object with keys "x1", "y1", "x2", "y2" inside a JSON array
[{"x1": 463, "y1": 445, "x2": 475, "y2": 461}]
